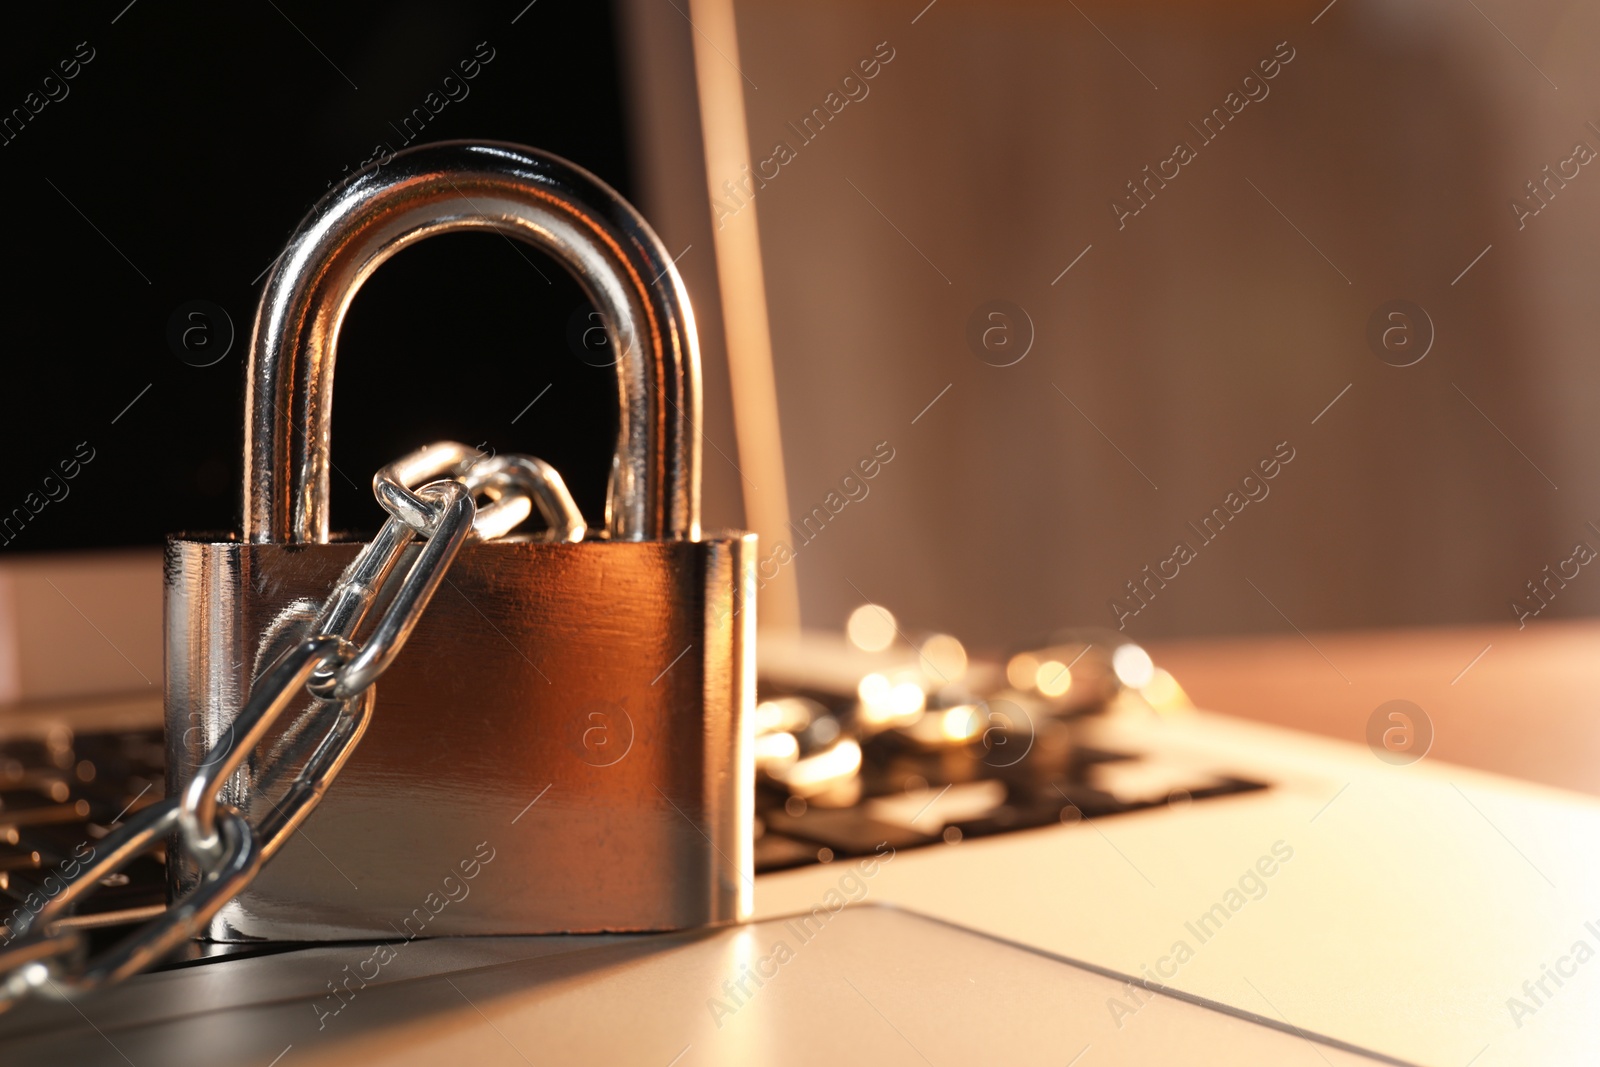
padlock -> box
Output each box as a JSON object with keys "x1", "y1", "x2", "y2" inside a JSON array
[{"x1": 165, "y1": 141, "x2": 756, "y2": 939}]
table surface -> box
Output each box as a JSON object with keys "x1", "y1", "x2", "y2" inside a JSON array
[{"x1": 1147, "y1": 617, "x2": 1600, "y2": 797}]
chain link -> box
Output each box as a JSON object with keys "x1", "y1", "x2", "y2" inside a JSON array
[{"x1": 0, "y1": 442, "x2": 580, "y2": 1013}]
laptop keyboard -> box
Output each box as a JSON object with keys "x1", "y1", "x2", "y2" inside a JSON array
[
  {"x1": 751, "y1": 682, "x2": 1268, "y2": 873},
  {"x1": 0, "y1": 726, "x2": 168, "y2": 954}
]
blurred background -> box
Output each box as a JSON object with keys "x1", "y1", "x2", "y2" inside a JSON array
[
  {"x1": 1, "y1": 0, "x2": 1597, "y2": 688},
  {"x1": 731, "y1": 0, "x2": 1600, "y2": 644}
]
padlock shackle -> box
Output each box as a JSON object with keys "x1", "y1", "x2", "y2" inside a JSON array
[{"x1": 243, "y1": 141, "x2": 701, "y2": 543}]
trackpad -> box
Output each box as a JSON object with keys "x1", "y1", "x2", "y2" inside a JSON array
[{"x1": 4, "y1": 904, "x2": 1403, "y2": 1065}]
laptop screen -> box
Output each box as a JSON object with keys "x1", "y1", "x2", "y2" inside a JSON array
[
  {"x1": 717, "y1": 0, "x2": 1599, "y2": 648},
  {"x1": 0, "y1": 3, "x2": 647, "y2": 549}
]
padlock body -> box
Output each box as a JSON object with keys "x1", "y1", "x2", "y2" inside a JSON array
[{"x1": 164, "y1": 534, "x2": 755, "y2": 940}]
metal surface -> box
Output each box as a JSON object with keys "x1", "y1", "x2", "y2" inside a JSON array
[
  {"x1": 0, "y1": 907, "x2": 1400, "y2": 1066},
  {"x1": 166, "y1": 533, "x2": 757, "y2": 938},
  {"x1": 244, "y1": 140, "x2": 701, "y2": 544},
  {"x1": 754, "y1": 709, "x2": 1600, "y2": 1067}
]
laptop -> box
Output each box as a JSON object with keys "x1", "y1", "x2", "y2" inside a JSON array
[{"x1": 1, "y1": 1, "x2": 1596, "y2": 1064}]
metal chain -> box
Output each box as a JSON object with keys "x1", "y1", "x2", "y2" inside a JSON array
[{"x1": 0, "y1": 442, "x2": 584, "y2": 1013}]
